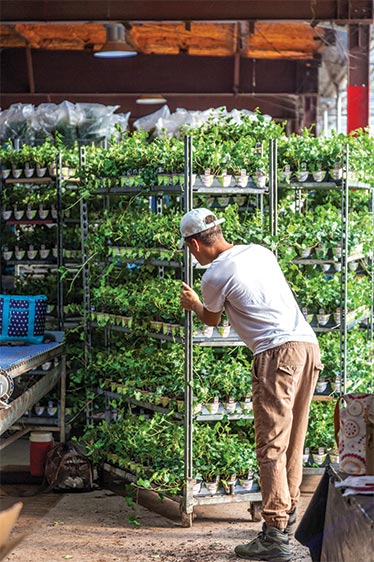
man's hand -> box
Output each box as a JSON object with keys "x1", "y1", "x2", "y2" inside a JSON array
[
  {"x1": 180, "y1": 282, "x2": 222, "y2": 326},
  {"x1": 180, "y1": 281, "x2": 201, "y2": 311}
]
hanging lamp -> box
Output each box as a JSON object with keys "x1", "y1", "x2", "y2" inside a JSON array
[
  {"x1": 136, "y1": 94, "x2": 167, "y2": 105},
  {"x1": 94, "y1": 23, "x2": 137, "y2": 58}
]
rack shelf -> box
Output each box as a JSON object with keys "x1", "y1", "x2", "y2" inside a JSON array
[
  {"x1": 81, "y1": 138, "x2": 268, "y2": 527},
  {"x1": 102, "y1": 462, "x2": 262, "y2": 515}
]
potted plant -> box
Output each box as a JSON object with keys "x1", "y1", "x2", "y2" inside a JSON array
[
  {"x1": 315, "y1": 373, "x2": 332, "y2": 394},
  {"x1": 33, "y1": 138, "x2": 58, "y2": 177},
  {"x1": 5, "y1": 146, "x2": 24, "y2": 178},
  {"x1": 305, "y1": 401, "x2": 337, "y2": 459},
  {"x1": 0, "y1": 143, "x2": 13, "y2": 178},
  {"x1": 278, "y1": 129, "x2": 314, "y2": 181},
  {"x1": 318, "y1": 132, "x2": 346, "y2": 181},
  {"x1": 20, "y1": 144, "x2": 36, "y2": 177}
]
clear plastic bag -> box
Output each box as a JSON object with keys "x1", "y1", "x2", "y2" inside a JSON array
[
  {"x1": 0, "y1": 103, "x2": 35, "y2": 141},
  {"x1": 77, "y1": 103, "x2": 120, "y2": 140},
  {"x1": 133, "y1": 105, "x2": 170, "y2": 132}
]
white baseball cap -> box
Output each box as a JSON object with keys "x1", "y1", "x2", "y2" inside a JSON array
[{"x1": 180, "y1": 208, "x2": 225, "y2": 239}]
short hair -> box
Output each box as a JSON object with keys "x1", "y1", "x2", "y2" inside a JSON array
[{"x1": 185, "y1": 215, "x2": 223, "y2": 247}]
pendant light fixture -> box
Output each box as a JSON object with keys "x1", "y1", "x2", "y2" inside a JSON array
[
  {"x1": 94, "y1": 23, "x2": 137, "y2": 58},
  {"x1": 136, "y1": 94, "x2": 167, "y2": 105}
]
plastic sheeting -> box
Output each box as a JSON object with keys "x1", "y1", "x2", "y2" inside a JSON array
[
  {"x1": 134, "y1": 106, "x2": 272, "y2": 138},
  {"x1": 0, "y1": 102, "x2": 130, "y2": 143},
  {"x1": 132, "y1": 104, "x2": 171, "y2": 132}
]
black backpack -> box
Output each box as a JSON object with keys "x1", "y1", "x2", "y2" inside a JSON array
[{"x1": 44, "y1": 441, "x2": 94, "y2": 492}]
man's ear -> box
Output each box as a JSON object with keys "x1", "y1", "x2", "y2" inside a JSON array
[{"x1": 189, "y1": 238, "x2": 200, "y2": 252}]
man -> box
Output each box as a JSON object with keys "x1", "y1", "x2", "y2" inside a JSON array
[{"x1": 179, "y1": 208, "x2": 323, "y2": 562}]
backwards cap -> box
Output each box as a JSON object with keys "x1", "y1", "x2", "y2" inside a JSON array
[{"x1": 180, "y1": 208, "x2": 225, "y2": 239}]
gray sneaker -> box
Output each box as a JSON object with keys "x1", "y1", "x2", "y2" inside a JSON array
[
  {"x1": 286, "y1": 508, "x2": 297, "y2": 538},
  {"x1": 235, "y1": 524, "x2": 291, "y2": 561}
]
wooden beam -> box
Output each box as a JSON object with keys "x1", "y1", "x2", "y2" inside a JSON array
[
  {"x1": 1, "y1": 1, "x2": 373, "y2": 24},
  {"x1": 25, "y1": 45, "x2": 35, "y2": 93}
]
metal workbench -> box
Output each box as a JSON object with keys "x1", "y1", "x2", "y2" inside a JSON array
[{"x1": 0, "y1": 332, "x2": 66, "y2": 451}]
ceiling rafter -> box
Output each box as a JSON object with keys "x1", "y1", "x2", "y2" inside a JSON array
[
  {"x1": 0, "y1": 21, "x2": 331, "y2": 59},
  {"x1": 1, "y1": 1, "x2": 373, "y2": 24}
]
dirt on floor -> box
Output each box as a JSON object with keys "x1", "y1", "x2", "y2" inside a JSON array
[{"x1": 0, "y1": 480, "x2": 314, "y2": 562}]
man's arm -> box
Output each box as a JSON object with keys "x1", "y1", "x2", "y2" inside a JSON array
[{"x1": 180, "y1": 282, "x2": 222, "y2": 326}]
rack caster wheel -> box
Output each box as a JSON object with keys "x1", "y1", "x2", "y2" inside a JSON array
[
  {"x1": 248, "y1": 501, "x2": 262, "y2": 521},
  {"x1": 181, "y1": 511, "x2": 194, "y2": 527}
]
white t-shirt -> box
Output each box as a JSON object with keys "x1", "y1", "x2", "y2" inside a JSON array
[{"x1": 201, "y1": 244, "x2": 317, "y2": 355}]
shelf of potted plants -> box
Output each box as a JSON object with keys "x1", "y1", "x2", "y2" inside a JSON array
[
  {"x1": 6, "y1": 115, "x2": 372, "y2": 523},
  {"x1": 73, "y1": 123, "x2": 374, "y2": 525},
  {"x1": 77, "y1": 130, "x2": 277, "y2": 525}
]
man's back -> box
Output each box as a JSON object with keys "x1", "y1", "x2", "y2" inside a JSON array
[{"x1": 201, "y1": 244, "x2": 317, "y2": 354}]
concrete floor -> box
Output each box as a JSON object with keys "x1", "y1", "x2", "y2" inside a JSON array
[
  {"x1": 0, "y1": 438, "x2": 317, "y2": 562},
  {"x1": 0, "y1": 438, "x2": 30, "y2": 470}
]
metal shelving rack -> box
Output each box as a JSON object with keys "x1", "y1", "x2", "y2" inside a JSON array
[
  {"x1": 80, "y1": 137, "x2": 268, "y2": 525},
  {"x1": 0, "y1": 174, "x2": 64, "y2": 328},
  {"x1": 0, "y1": 168, "x2": 68, "y2": 440},
  {"x1": 276, "y1": 145, "x2": 374, "y2": 396}
]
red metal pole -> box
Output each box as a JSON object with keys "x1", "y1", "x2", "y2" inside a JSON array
[{"x1": 347, "y1": 25, "x2": 370, "y2": 133}]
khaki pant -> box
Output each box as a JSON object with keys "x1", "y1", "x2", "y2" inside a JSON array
[{"x1": 252, "y1": 341, "x2": 323, "y2": 530}]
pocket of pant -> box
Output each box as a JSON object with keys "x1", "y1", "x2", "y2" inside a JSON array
[
  {"x1": 275, "y1": 362, "x2": 303, "y2": 399},
  {"x1": 278, "y1": 362, "x2": 303, "y2": 377},
  {"x1": 315, "y1": 363, "x2": 324, "y2": 375}
]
